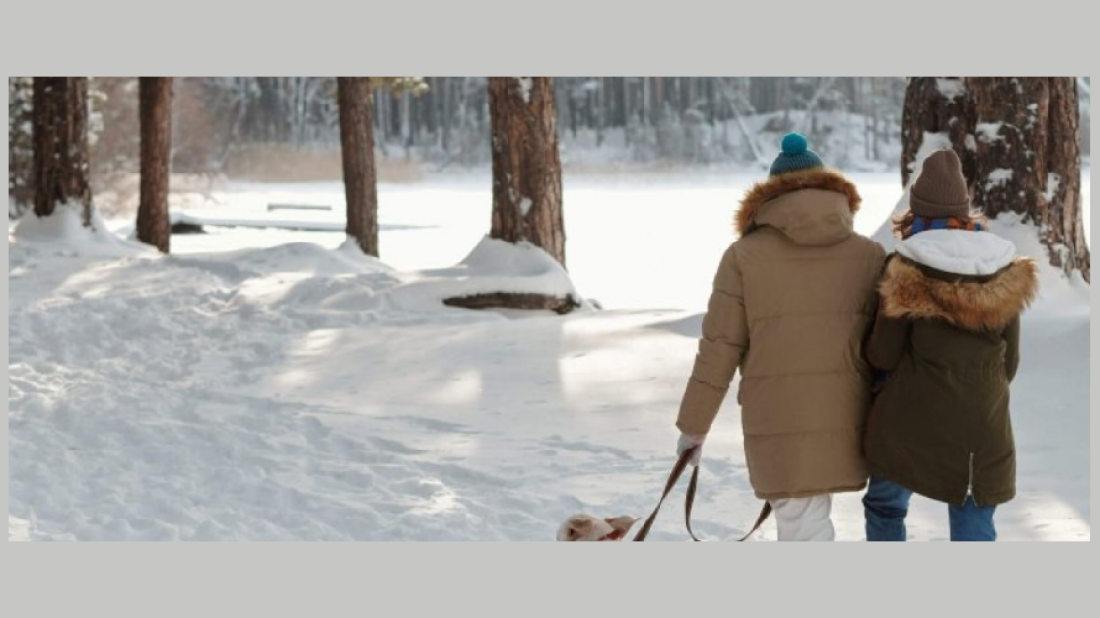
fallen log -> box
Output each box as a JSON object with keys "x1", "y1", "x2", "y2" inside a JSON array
[{"x1": 443, "y1": 292, "x2": 579, "y2": 315}]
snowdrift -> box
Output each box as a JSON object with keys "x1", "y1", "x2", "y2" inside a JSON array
[
  {"x1": 11, "y1": 205, "x2": 153, "y2": 258},
  {"x1": 389, "y1": 237, "x2": 584, "y2": 313}
]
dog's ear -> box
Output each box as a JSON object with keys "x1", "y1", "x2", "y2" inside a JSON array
[
  {"x1": 603, "y1": 517, "x2": 637, "y2": 541},
  {"x1": 566, "y1": 517, "x2": 596, "y2": 541}
]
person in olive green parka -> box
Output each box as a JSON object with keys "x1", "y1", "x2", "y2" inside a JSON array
[{"x1": 862, "y1": 149, "x2": 1040, "y2": 542}]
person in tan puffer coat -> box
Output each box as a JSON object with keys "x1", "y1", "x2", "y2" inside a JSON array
[{"x1": 675, "y1": 133, "x2": 886, "y2": 541}]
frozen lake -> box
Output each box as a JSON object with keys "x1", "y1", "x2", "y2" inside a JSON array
[{"x1": 161, "y1": 173, "x2": 906, "y2": 312}]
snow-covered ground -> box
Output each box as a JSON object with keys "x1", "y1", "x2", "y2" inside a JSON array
[{"x1": 8, "y1": 174, "x2": 1091, "y2": 541}]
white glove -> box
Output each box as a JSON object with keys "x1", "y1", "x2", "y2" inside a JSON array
[{"x1": 677, "y1": 433, "x2": 706, "y2": 467}]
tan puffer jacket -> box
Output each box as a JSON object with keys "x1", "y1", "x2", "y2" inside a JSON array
[{"x1": 676, "y1": 169, "x2": 886, "y2": 500}]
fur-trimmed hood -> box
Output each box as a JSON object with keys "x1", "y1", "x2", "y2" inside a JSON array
[
  {"x1": 879, "y1": 251, "x2": 1040, "y2": 332},
  {"x1": 736, "y1": 168, "x2": 862, "y2": 237}
]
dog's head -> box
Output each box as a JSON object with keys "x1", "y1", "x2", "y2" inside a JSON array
[{"x1": 557, "y1": 515, "x2": 637, "y2": 542}]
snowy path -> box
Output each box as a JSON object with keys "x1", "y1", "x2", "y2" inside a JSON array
[
  {"x1": 8, "y1": 242, "x2": 736, "y2": 541},
  {"x1": 9, "y1": 176, "x2": 1091, "y2": 541}
]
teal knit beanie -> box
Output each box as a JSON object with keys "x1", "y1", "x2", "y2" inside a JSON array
[{"x1": 769, "y1": 133, "x2": 824, "y2": 176}]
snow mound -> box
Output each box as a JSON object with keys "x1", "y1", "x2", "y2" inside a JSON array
[
  {"x1": 11, "y1": 206, "x2": 153, "y2": 258},
  {"x1": 175, "y1": 238, "x2": 395, "y2": 281},
  {"x1": 985, "y1": 213, "x2": 1090, "y2": 306},
  {"x1": 389, "y1": 237, "x2": 583, "y2": 312}
]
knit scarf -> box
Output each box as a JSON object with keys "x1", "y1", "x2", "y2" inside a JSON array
[{"x1": 908, "y1": 215, "x2": 983, "y2": 237}]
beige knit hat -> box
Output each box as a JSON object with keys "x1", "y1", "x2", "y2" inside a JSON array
[{"x1": 911, "y1": 150, "x2": 971, "y2": 218}]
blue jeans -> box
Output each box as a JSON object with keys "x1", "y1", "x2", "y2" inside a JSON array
[{"x1": 863, "y1": 477, "x2": 997, "y2": 542}]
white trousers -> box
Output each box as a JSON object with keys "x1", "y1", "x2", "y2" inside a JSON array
[{"x1": 770, "y1": 495, "x2": 836, "y2": 542}]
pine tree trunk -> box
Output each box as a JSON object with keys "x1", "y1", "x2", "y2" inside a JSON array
[
  {"x1": 595, "y1": 77, "x2": 605, "y2": 147},
  {"x1": 441, "y1": 77, "x2": 452, "y2": 153},
  {"x1": 615, "y1": 77, "x2": 627, "y2": 128},
  {"x1": 705, "y1": 78, "x2": 717, "y2": 126},
  {"x1": 389, "y1": 92, "x2": 401, "y2": 140},
  {"x1": 33, "y1": 77, "x2": 93, "y2": 225},
  {"x1": 900, "y1": 77, "x2": 976, "y2": 186},
  {"x1": 137, "y1": 77, "x2": 173, "y2": 253},
  {"x1": 969, "y1": 77, "x2": 1089, "y2": 281},
  {"x1": 1046, "y1": 78, "x2": 1089, "y2": 281},
  {"x1": 401, "y1": 91, "x2": 413, "y2": 158},
  {"x1": 487, "y1": 77, "x2": 566, "y2": 266},
  {"x1": 337, "y1": 77, "x2": 379, "y2": 256}
]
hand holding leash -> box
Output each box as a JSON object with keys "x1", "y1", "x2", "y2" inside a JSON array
[
  {"x1": 634, "y1": 445, "x2": 772, "y2": 543},
  {"x1": 677, "y1": 433, "x2": 706, "y2": 467}
]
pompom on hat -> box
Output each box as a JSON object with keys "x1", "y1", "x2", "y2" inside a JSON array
[{"x1": 769, "y1": 133, "x2": 825, "y2": 177}]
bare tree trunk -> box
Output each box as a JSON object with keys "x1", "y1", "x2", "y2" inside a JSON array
[
  {"x1": 8, "y1": 77, "x2": 36, "y2": 214},
  {"x1": 653, "y1": 77, "x2": 665, "y2": 125},
  {"x1": 617, "y1": 77, "x2": 628, "y2": 128},
  {"x1": 750, "y1": 77, "x2": 778, "y2": 113},
  {"x1": 1046, "y1": 78, "x2": 1089, "y2": 281},
  {"x1": 901, "y1": 77, "x2": 976, "y2": 186},
  {"x1": 439, "y1": 78, "x2": 573, "y2": 314},
  {"x1": 337, "y1": 77, "x2": 379, "y2": 256},
  {"x1": 137, "y1": 77, "x2": 173, "y2": 253},
  {"x1": 33, "y1": 77, "x2": 93, "y2": 225},
  {"x1": 969, "y1": 77, "x2": 1088, "y2": 281},
  {"x1": 705, "y1": 78, "x2": 717, "y2": 126},
  {"x1": 870, "y1": 78, "x2": 880, "y2": 161},
  {"x1": 401, "y1": 91, "x2": 413, "y2": 159},
  {"x1": 487, "y1": 77, "x2": 566, "y2": 266},
  {"x1": 596, "y1": 77, "x2": 605, "y2": 147},
  {"x1": 441, "y1": 77, "x2": 452, "y2": 153}
]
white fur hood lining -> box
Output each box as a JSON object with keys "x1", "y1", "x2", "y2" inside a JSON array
[{"x1": 896, "y1": 230, "x2": 1018, "y2": 277}]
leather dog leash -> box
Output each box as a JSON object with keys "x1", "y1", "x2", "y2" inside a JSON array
[{"x1": 633, "y1": 447, "x2": 772, "y2": 542}]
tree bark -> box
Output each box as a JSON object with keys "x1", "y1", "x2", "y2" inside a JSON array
[
  {"x1": 441, "y1": 77, "x2": 452, "y2": 152},
  {"x1": 487, "y1": 77, "x2": 566, "y2": 266},
  {"x1": 8, "y1": 77, "x2": 36, "y2": 214},
  {"x1": 1046, "y1": 78, "x2": 1089, "y2": 281},
  {"x1": 138, "y1": 77, "x2": 173, "y2": 253},
  {"x1": 900, "y1": 77, "x2": 976, "y2": 186},
  {"x1": 969, "y1": 77, "x2": 1089, "y2": 281},
  {"x1": 337, "y1": 77, "x2": 379, "y2": 256},
  {"x1": 615, "y1": 77, "x2": 627, "y2": 128},
  {"x1": 33, "y1": 77, "x2": 93, "y2": 225}
]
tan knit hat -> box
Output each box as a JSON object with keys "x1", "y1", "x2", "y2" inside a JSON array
[{"x1": 910, "y1": 150, "x2": 971, "y2": 218}]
